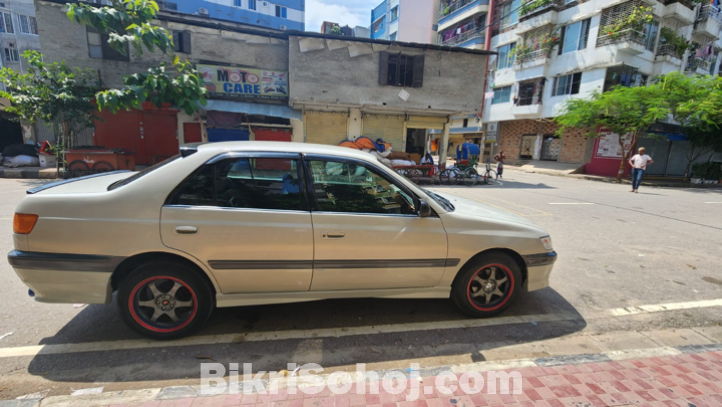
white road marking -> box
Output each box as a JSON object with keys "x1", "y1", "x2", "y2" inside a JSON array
[
  {"x1": 704, "y1": 202, "x2": 722, "y2": 204},
  {"x1": 548, "y1": 203, "x2": 595, "y2": 205},
  {"x1": 0, "y1": 298, "x2": 720, "y2": 359}
]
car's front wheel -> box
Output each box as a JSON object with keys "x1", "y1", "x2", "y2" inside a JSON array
[
  {"x1": 451, "y1": 252, "x2": 523, "y2": 317},
  {"x1": 117, "y1": 261, "x2": 214, "y2": 340}
]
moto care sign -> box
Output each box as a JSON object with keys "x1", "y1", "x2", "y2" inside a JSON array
[{"x1": 198, "y1": 64, "x2": 289, "y2": 100}]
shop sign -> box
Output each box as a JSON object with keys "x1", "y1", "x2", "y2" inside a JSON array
[{"x1": 198, "y1": 64, "x2": 289, "y2": 100}]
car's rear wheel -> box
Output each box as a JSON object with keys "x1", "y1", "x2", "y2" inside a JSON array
[
  {"x1": 117, "y1": 261, "x2": 214, "y2": 340},
  {"x1": 451, "y1": 252, "x2": 522, "y2": 317}
]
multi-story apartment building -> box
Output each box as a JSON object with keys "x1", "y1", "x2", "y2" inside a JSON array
[
  {"x1": 168, "y1": 0, "x2": 304, "y2": 31},
  {"x1": 439, "y1": 0, "x2": 722, "y2": 176},
  {"x1": 1, "y1": 0, "x2": 42, "y2": 150},
  {"x1": 371, "y1": 0, "x2": 440, "y2": 43}
]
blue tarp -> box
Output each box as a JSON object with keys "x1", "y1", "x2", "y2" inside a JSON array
[{"x1": 457, "y1": 143, "x2": 480, "y2": 160}]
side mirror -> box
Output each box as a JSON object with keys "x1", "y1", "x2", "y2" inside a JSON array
[{"x1": 418, "y1": 200, "x2": 432, "y2": 218}]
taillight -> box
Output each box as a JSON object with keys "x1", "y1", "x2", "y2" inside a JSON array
[{"x1": 13, "y1": 213, "x2": 38, "y2": 234}]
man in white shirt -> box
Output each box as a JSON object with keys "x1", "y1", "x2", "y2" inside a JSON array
[{"x1": 628, "y1": 147, "x2": 654, "y2": 193}]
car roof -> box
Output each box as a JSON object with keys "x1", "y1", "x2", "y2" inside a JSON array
[{"x1": 195, "y1": 141, "x2": 377, "y2": 161}]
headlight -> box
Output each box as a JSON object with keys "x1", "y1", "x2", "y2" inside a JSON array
[{"x1": 540, "y1": 236, "x2": 553, "y2": 251}]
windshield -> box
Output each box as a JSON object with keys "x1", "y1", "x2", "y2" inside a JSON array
[
  {"x1": 107, "y1": 155, "x2": 181, "y2": 191},
  {"x1": 423, "y1": 188, "x2": 455, "y2": 212}
]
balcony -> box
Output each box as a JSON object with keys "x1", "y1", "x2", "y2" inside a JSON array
[
  {"x1": 519, "y1": 0, "x2": 563, "y2": 21},
  {"x1": 438, "y1": 0, "x2": 488, "y2": 32},
  {"x1": 517, "y1": 9, "x2": 559, "y2": 33},
  {"x1": 514, "y1": 49, "x2": 550, "y2": 69},
  {"x1": 441, "y1": 26, "x2": 485, "y2": 47},
  {"x1": 662, "y1": 1, "x2": 695, "y2": 25},
  {"x1": 686, "y1": 57, "x2": 711, "y2": 74},
  {"x1": 512, "y1": 103, "x2": 542, "y2": 117},
  {"x1": 655, "y1": 43, "x2": 683, "y2": 62},
  {"x1": 596, "y1": 29, "x2": 647, "y2": 54},
  {"x1": 693, "y1": 5, "x2": 722, "y2": 42}
]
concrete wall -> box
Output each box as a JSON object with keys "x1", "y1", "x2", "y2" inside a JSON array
[
  {"x1": 287, "y1": 36, "x2": 488, "y2": 115},
  {"x1": 35, "y1": 1, "x2": 289, "y2": 89},
  {"x1": 0, "y1": 0, "x2": 42, "y2": 73}
]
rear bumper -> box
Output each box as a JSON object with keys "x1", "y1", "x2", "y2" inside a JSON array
[
  {"x1": 523, "y1": 251, "x2": 557, "y2": 292},
  {"x1": 7, "y1": 250, "x2": 120, "y2": 304}
]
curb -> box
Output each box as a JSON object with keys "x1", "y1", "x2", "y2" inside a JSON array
[
  {"x1": 6, "y1": 342, "x2": 721, "y2": 407},
  {"x1": 0, "y1": 168, "x2": 58, "y2": 179},
  {"x1": 504, "y1": 167, "x2": 722, "y2": 189}
]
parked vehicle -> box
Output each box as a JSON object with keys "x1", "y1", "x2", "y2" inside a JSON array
[{"x1": 9, "y1": 142, "x2": 557, "y2": 340}]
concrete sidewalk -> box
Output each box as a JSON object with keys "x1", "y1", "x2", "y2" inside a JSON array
[{"x1": 0, "y1": 166, "x2": 57, "y2": 179}]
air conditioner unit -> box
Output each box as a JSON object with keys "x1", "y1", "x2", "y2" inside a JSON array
[
  {"x1": 262, "y1": 1, "x2": 268, "y2": 6},
  {"x1": 198, "y1": 7, "x2": 209, "y2": 15},
  {"x1": 279, "y1": 24, "x2": 287, "y2": 30}
]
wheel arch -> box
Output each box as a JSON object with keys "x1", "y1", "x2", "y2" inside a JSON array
[
  {"x1": 451, "y1": 248, "x2": 528, "y2": 288},
  {"x1": 111, "y1": 251, "x2": 219, "y2": 295}
]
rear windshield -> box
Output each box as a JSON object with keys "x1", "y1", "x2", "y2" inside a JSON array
[{"x1": 107, "y1": 155, "x2": 181, "y2": 191}]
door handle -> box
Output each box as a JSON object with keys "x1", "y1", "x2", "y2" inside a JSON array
[
  {"x1": 322, "y1": 231, "x2": 345, "y2": 239},
  {"x1": 175, "y1": 226, "x2": 198, "y2": 235}
]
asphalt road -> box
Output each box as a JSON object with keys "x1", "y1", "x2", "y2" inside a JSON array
[{"x1": 0, "y1": 173, "x2": 720, "y2": 399}]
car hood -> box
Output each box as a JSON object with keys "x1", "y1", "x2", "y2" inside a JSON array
[{"x1": 432, "y1": 191, "x2": 538, "y2": 227}]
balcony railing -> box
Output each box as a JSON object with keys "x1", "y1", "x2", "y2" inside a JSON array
[
  {"x1": 656, "y1": 43, "x2": 682, "y2": 59},
  {"x1": 697, "y1": 4, "x2": 722, "y2": 23},
  {"x1": 663, "y1": 0, "x2": 694, "y2": 9},
  {"x1": 440, "y1": 0, "x2": 477, "y2": 17},
  {"x1": 441, "y1": 26, "x2": 485, "y2": 46},
  {"x1": 686, "y1": 57, "x2": 711, "y2": 72},
  {"x1": 520, "y1": 0, "x2": 564, "y2": 18},
  {"x1": 514, "y1": 49, "x2": 548, "y2": 64},
  {"x1": 596, "y1": 29, "x2": 646, "y2": 47}
]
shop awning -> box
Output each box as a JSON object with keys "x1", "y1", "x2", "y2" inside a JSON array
[{"x1": 199, "y1": 100, "x2": 302, "y2": 121}]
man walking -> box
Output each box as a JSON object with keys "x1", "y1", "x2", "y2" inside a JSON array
[
  {"x1": 628, "y1": 147, "x2": 654, "y2": 193},
  {"x1": 494, "y1": 150, "x2": 506, "y2": 179}
]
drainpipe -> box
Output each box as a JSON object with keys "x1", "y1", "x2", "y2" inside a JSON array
[
  {"x1": 478, "y1": 0, "x2": 497, "y2": 161},
  {"x1": 478, "y1": 0, "x2": 496, "y2": 132}
]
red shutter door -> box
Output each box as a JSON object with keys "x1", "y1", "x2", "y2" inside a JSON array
[
  {"x1": 94, "y1": 110, "x2": 142, "y2": 160},
  {"x1": 142, "y1": 110, "x2": 178, "y2": 165},
  {"x1": 254, "y1": 127, "x2": 292, "y2": 142},
  {"x1": 183, "y1": 123, "x2": 203, "y2": 143}
]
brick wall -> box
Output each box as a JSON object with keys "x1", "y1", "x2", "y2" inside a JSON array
[{"x1": 498, "y1": 119, "x2": 589, "y2": 164}]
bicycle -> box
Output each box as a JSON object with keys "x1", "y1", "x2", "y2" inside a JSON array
[{"x1": 481, "y1": 162, "x2": 497, "y2": 185}]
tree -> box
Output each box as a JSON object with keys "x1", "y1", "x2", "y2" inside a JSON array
[
  {"x1": 554, "y1": 85, "x2": 671, "y2": 182},
  {"x1": 330, "y1": 25, "x2": 343, "y2": 36},
  {"x1": 0, "y1": 51, "x2": 99, "y2": 153},
  {"x1": 554, "y1": 72, "x2": 722, "y2": 182},
  {"x1": 66, "y1": 0, "x2": 208, "y2": 114}
]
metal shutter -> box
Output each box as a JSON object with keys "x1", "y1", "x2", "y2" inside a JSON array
[
  {"x1": 305, "y1": 111, "x2": 348, "y2": 146},
  {"x1": 406, "y1": 116, "x2": 447, "y2": 130},
  {"x1": 362, "y1": 114, "x2": 406, "y2": 152}
]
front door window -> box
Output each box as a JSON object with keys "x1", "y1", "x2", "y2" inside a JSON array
[{"x1": 307, "y1": 159, "x2": 416, "y2": 215}]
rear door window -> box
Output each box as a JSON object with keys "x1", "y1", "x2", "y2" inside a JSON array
[{"x1": 168, "y1": 157, "x2": 304, "y2": 211}]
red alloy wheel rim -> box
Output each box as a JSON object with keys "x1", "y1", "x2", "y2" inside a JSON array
[
  {"x1": 466, "y1": 263, "x2": 515, "y2": 311},
  {"x1": 128, "y1": 276, "x2": 199, "y2": 333}
]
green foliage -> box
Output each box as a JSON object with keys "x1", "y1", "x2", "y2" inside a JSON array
[
  {"x1": 0, "y1": 50, "x2": 99, "y2": 145},
  {"x1": 691, "y1": 162, "x2": 722, "y2": 180},
  {"x1": 329, "y1": 25, "x2": 343, "y2": 35},
  {"x1": 600, "y1": 6, "x2": 653, "y2": 40},
  {"x1": 520, "y1": 0, "x2": 555, "y2": 16},
  {"x1": 659, "y1": 27, "x2": 692, "y2": 58},
  {"x1": 66, "y1": 0, "x2": 207, "y2": 113}
]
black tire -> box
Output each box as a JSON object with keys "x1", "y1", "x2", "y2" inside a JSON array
[
  {"x1": 451, "y1": 252, "x2": 523, "y2": 318},
  {"x1": 463, "y1": 168, "x2": 478, "y2": 187},
  {"x1": 440, "y1": 169, "x2": 460, "y2": 185},
  {"x1": 92, "y1": 160, "x2": 115, "y2": 172},
  {"x1": 68, "y1": 160, "x2": 90, "y2": 172},
  {"x1": 117, "y1": 261, "x2": 214, "y2": 340},
  {"x1": 407, "y1": 169, "x2": 422, "y2": 184}
]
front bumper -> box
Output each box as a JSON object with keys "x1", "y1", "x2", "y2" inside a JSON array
[
  {"x1": 522, "y1": 251, "x2": 557, "y2": 292},
  {"x1": 7, "y1": 250, "x2": 120, "y2": 304}
]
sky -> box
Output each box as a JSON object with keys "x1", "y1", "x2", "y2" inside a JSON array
[{"x1": 305, "y1": 0, "x2": 380, "y2": 32}]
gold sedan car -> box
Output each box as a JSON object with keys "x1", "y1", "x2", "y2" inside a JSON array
[{"x1": 9, "y1": 142, "x2": 556, "y2": 339}]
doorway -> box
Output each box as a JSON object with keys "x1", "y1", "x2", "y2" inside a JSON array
[
  {"x1": 540, "y1": 135, "x2": 561, "y2": 161},
  {"x1": 405, "y1": 128, "x2": 426, "y2": 155},
  {"x1": 520, "y1": 135, "x2": 536, "y2": 160}
]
